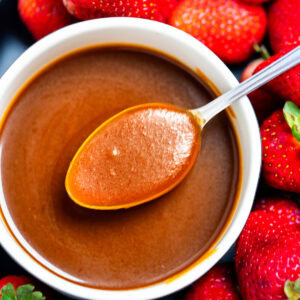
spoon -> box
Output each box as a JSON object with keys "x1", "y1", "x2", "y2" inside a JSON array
[{"x1": 66, "y1": 46, "x2": 300, "y2": 210}]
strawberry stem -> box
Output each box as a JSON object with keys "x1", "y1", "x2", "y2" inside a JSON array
[
  {"x1": 284, "y1": 279, "x2": 300, "y2": 300},
  {"x1": 283, "y1": 101, "x2": 300, "y2": 142},
  {"x1": 253, "y1": 43, "x2": 270, "y2": 60}
]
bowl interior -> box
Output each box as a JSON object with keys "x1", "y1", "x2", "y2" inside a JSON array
[{"x1": 0, "y1": 18, "x2": 261, "y2": 300}]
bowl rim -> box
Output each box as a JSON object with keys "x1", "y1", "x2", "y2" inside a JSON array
[{"x1": 0, "y1": 17, "x2": 261, "y2": 300}]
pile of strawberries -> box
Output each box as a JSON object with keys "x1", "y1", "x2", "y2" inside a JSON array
[
  {"x1": 187, "y1": 196, "x2": 299, "y2": 300},
  {"x1": 18, "y1": 0, "x2": 298, "y2": 60},
  {"x1": 12, "y1": 0, "x2": 300, "y2": 299}
]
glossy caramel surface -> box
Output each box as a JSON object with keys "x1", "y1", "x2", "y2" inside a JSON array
[
  {"x1": 66, "y1": 103, "x2": 201, "y2": 209},
  {"x1": 0, "y1": 47, "x2": 238, "y2": 289}
]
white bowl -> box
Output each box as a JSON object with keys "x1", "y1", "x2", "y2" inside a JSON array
[{"x1": 0, "y1": 18, "x2": 261, "y2": 300}]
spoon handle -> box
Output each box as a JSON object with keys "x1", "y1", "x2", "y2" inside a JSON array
[{"x1": 192, "y1": 46, "x2": 300, "y2": 127}]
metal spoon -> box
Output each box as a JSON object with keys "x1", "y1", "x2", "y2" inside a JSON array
[{"x1": 66, "y1": 46, "x2": 300, "y2": 210}]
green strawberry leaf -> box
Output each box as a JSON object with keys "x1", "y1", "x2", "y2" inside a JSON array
[
  {"x1": 31, "y1": 292, "x2": 44, "y2": 300},
  {"x1": 1, "y1": 283, "x2": 16, "y2": 300},
  {"x1": 16, "y1": 285, "x2": 35, "y2": 300},
  {"x1": 2, "y1": 297, "x2": 13, "y2": 300},
  {"x1": 284, "y1": 279, "x2": 300, "y2": 300},
  {"x1": 0, "y1": 284, "x2": 45, "y2": 300},
  {"x1": 283, "y1": 101, "x2": 300, "y2": 142}
]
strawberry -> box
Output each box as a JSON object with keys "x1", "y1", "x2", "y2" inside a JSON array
[
  {"x1": 254, "y1": 197, "x2": 300, "y2": 227},
  {"x1": 246, "y1": 89, "x2": 282, "y2": 124},
  {"x1": 168, "y1": 0, "x2": 267, "y2": 64},
  {"x1": 185, "y1": 264, "x2": 240, "y2": 300},
  {"x1": 254, "y1": 46, "x2": 300, "y2": 106},
  {"x1": 241, "y1": 55, "x2": 283, "y2": 123},
  {"x1": 240, "y1": 44, "x2": 270, "y2": 82},
  {"x1": 261, "y1": 102, "x2": 300, "y2": 193},
  {"x1": 239, "y1": 0, "x2": 270, "y2": 4},
  {"x1": 235, "y1": 211, "x2": 300, "y2": 300},
  {"x1": 241, "y1": 59, "x2": 265, "y2": 83},
  {"x1": 63, "y1": 0, "x2": 176, "y2": 23},
  {"x1": 0, "y1": 275, "x2": 53, "y2": 299},
  {"x1": 18, "y1": 0, "x2": 73, "y2": 40},
  {"x1": 268, "y1": 0, "x2": 300, "y2": 53}
]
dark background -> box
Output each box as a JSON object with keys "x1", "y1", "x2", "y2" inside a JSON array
[{"x1": 0, "y1": 0, "x2": 243, "y2": 298}]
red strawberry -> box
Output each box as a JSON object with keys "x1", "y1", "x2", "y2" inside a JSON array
[
  {"x1": 168, "y1": 0, "x2": 267, "y2": 64},
  {"x1": 254, "y1": 46, "x2": 300, "y2": 106},
  {"x1": 0, "y1": 275, "x2": 53, "y2": 299},
  {"x1": 240, "y1": 44, "x2": 271, "y2": 82},
  {"x1": 235, "y1": 211, "x2": 300, "y2": 300},
  {"x1": 268, "y1": 0, "x2": 300, "y2": 53},
  {"x1": 63, "y1": 0, "x2": 176, "y2": 23},
  {"x1": 241, "y1": 57, "x2": 283, "y2": 123},
  {"x1": 261, "y1": 102, "x2": 300, "y2": 193},
  {"x1": 18, "y1": 0, "x2": 73, "y2": 40},
  {"x1": 241, "y1": 59, "x2": 265, "y2": 82},
  {"x1": 254, "y1": 197, "x2": 300, "y2": 227},
  {"x1": 239, "y1": 0, "x2": 270, "y2": 4},
  {"x1": 236, "y1": 212, "x2": 296, "y2": 261},
  {"x1": 185, "y1": 264, "x2": 240, "y2": 300},
  {"x1": 247, "y1": 90, "x2": 282, "y2": 124}
]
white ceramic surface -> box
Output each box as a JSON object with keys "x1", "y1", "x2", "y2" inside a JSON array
[{"x1": 0, "y1": 18, "x2": 261, "y2": 300}]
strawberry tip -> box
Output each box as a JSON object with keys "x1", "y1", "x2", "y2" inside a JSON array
[{"x1": 283, "y1": 101, "x2": 300, "y2": 141}]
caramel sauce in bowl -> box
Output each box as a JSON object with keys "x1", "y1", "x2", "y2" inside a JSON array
[{"x1": 0, "y1": 18, "x2": 261, "y2": 300}]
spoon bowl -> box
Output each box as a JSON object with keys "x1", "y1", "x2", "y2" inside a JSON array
[{"x1": 66, "y1": 103, "x2": 201, "y2": 209}]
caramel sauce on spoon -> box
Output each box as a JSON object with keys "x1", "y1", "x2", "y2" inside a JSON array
[{"x1": 66, "y1": 103, "x2": 201, "y2": 209}]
